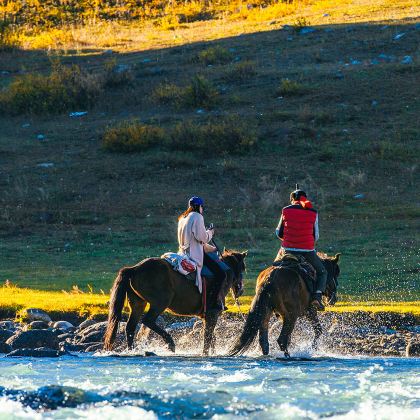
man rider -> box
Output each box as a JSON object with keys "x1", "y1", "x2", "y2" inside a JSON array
[
  {"x1": 178, "y1": 196, "x2": 230, "y2": 311},
  {"x1": 275, "y1": 187, "x2": 327, "y2": 310}
]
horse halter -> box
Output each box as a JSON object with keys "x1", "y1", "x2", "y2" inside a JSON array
[
  {"x1": 326, "y1": 262, "x2": 339, "y2": 305},
  {"x1": 226, "y1": 253, "x2": 245, "y2": 297}
]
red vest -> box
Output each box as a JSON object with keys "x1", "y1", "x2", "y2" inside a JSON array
[{"x1": 281, "y1": 204, "x2": 317, "y2": 249}]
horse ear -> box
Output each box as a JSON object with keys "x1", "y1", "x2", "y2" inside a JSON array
[
  {"x1": 242, "y1": 250, "x2": 248, "y2": 258},
  {"x1": 334, "y1": 253, "x2": 341, "y2": 263},
  {"x1": 223, "y1": 247, "x2": 228, "y2": 253}
]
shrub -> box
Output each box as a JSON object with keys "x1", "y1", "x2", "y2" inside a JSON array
[
  {"x1": 292, "y1": 17, "x2": 310, "y2": 32},
  {"x1": 152, "y1": 83, "x2": 183, "y2": 105},
  {"x1": 0, "y1": 19, "x2": 20, "y2": 51},
  {"x1": 154, "y1": 15, "x2": 181, "y2": 31},
  {"x1": 0, "y1": 62, "x2": 102, "y2": 115},
  {"x1": 103, "y1": 59, "x2": 134, "y2": 87},
  {"x1": 198, "y1": 46, "x2": 233, "y2": 65},
  {"x1": 102, "y1": 121, "x2": 166, "y2": 152},
  {"x1": 276, "y1": 78, "x2": 306, "y2": 97},
  {"x1": 103, "y1": 118, "x2": 256, "y2": 156},
  {"x1": 153, "y1": 76, "x2": 219, "y2": 109},
  {"x1": 182, "y1": 75, "x2": 219, "y2": 108},
  {"x1": 169, "y1": 119, "x2": 256, "y2": 155},
  {"x1": 222, "y1": 60, "x2": 257, "y2": 82}
]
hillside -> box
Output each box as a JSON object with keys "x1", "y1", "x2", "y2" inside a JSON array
[{"x1": 0, "y1": 0, "x2": 419, "y2": 304}]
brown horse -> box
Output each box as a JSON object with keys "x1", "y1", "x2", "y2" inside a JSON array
[
  {"x1": 104, "y1": 249, "x2": 247, "y2": 355},
  {"x1": 228, "y1": 253, "x2": 340, "y2": 357}
]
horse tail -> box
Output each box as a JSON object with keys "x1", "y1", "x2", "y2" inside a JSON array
[
  {"x1": 103, "y1": 267, "x2": 131, "y2": 350},
  {"x1": 228, "y1": 280, "x2": 274, "y2": 356}
]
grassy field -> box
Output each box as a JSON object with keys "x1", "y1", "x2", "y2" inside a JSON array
[{"x1": 0, "y1": 0, "x2": 419, "y2": 318}]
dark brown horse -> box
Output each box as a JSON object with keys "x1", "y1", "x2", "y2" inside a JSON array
[
  {"x1": 228, "y1": 253, "x2": 340, "y2": 357},
  {"x1": 104, "y1": 249, "x2": 247, "y2": 355}
]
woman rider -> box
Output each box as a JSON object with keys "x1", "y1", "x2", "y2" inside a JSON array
[{"x1": 178, "y1": 196, "x2": 230, "y2": 311}]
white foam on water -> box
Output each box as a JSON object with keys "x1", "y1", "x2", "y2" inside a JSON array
[
  {"x1": 44, "y1": 405, "x2": 158, "y2": 420},
  {"x1": 216, "y1": 371, "x2": 252, "y2": 383},
  {"x1": 331, "y1": 399, "x2": 420, "y2": 419},
  {"x1": 0, "y1": 397, "x2": 41, "y2": 420}
]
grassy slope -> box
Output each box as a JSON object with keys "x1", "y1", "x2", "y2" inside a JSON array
[{"x1": 0, "y1": 0, "x2": 419, "y2": 316}]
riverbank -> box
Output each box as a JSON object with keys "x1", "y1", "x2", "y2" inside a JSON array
[
  {"x1": 1, "y1": 285, "x2": 419, "y2": 321},
  {"x1": 0, "y1": 291, "x2": 419, "y2": 358}
]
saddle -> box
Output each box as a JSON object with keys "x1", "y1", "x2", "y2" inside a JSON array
[
  {"x1": 161, "y1": 253, "x2": 215, "y2": 317},
  {"x1": 272, "y1": 253, "x2": 316, "y2": 294}
]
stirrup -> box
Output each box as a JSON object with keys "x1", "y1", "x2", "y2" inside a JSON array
[{"x1": 311, "y1": 295, "x2": 325, "y2": 311}]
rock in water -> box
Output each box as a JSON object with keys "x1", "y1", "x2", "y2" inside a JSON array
[
  {"x1": 0, "y1": 343, "x2": 12, "y2": 354},
  {"x1": 0, "y1": 321, "x2": 14, "y2": 330},
  {"x1": 23, "y1": 321, "x2": 50, "y2": 331},
  {"x1": 84, "y1": 343, "x2": 104, "y2": 352},
  {"x1": 6, "y1": 330, "x2": 60, "y2": 350},
  {"x1": 77, "y1": 319, "x2": 97, "y2": 330},
  {"x1": 78, "y1": 330, "x2": 104, "y2": 344},
  {"x1": 23, "y1": 308, "x2": 52, "y2": 323},
  {"x1": 6, "y1": 347, "x2": 66, "y2": 357},
  {"x1": 0, "y1": 329, "x2": 14, "y2": 343},
  {"x1": 405, "y1": 341, "x2": 420, "y2": 357},
  {"x1": 20, "y1": 385, "x2": 103, "y2": 409},
  {"x1": 53, "y1": 321, "x2": 74, "y2": 331}
]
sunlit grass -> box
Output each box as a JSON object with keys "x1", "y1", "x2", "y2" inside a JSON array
[
  {"x1": 3, "y1": 0, "x2": 419, "y2": 54},
  {"x1": 226, "y1": 296, "x2": 420, "y2": 316},
  {"x1": 1, "y1": 285, "x2": 418, "y2": 320},
  {"x1": 0, "y1": 284, "x2": 108, "y2": 319}
]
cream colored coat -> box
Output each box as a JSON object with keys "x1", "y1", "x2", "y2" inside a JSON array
[{"x1": 178, "y1": 211, "x2": 215, "y2": 292}]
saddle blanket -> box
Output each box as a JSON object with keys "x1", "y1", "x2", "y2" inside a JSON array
[
  {"x1": 272, "y1": 253, "x2": 316, "y2": 293},
  {"x1": 161, "y1": 252, "x2": 196, "y2": 278}
]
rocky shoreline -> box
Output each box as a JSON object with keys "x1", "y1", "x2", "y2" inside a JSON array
[{"x1": 0, "y1": 308, "x2": 418, "y2": 358}]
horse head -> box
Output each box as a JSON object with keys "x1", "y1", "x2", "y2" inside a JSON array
[
  {"x1": 322, "y1": 253, "x2": 341, "y2": 306},
  {"x1": 222, "y1": 249, "x2": 248, "y2": 299}
]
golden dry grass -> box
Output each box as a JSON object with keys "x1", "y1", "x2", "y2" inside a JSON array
[
  {"x1": 9, "y1": 0, "x2": 420, "y2": 53},
  {"x1": 1, "y1": 286, "x2": 418, "y2": 320}
]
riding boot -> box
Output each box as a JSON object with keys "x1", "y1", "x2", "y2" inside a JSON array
[{"x1": 311, "y1": 292, "x2": 325, "y2": 311}]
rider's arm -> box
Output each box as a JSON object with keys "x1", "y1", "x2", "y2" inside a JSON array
[
  {"x1": 314, "y1": 213, "x2": 319, "y2": 242},
  {"x1": 204, "y1": 243, "x2": 217, "y2": 253},
  {"x1": 191, "y1": 213, "x2": 213, "y2": 244},
  {"x1": 275, "y1": 214, "x2": 284, "y2": 239}
]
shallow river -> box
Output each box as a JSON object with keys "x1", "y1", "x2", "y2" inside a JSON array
[{"x1": 0, "y1": 354, "x2": 419, "y2": 419}]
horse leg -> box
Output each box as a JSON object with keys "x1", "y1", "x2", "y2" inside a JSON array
[
  {"x1": 259, "y1": 311, "x2": 272, "y2": 355},
  {"x1": 307, "y1": 307, "x2": 322, "y2": 350},
  {"x1": 203, "y1": 312, "x2": 219, "y2": 356},
  {"x1": 126, "y1": 290, "x2": 147, "y2": 350},
  {"x1": 142, "y1": 307, "x2": 176, "y2": 352},
  {"x1": 277, "y1": 314, "x2": 297, "y2": 358}
]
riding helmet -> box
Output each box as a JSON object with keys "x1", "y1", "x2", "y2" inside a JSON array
[{"x1": 188, "y1": 196, "x2": 204, "y2": 208}]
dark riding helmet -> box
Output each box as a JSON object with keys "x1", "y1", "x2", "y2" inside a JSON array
[
  {"x1": 290, "y1": 187, "x2": 307, "y2": 202},
  {"x1": 188, "y1": 196, "x2": 204, "y2": 208}
]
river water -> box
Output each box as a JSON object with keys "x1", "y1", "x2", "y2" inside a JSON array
[{"x1": 0, "y1": 353, "x2": 419, "y2": 419}]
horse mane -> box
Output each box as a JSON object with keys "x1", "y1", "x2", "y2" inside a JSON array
[{"x1": 222, "y1": 249, "x2": 242, "y2": 257}]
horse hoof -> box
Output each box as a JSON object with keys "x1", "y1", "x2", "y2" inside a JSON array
[
  {"x1": 168, "y1": 343, "x2": 176, "y2": 353},
  {"x1": 284, "y1": 351, "x2": 290, "y2": 358}
]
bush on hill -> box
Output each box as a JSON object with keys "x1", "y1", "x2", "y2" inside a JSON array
[
  {"x1": 276, "y1": 78, "x2": 307, "y2": 97},
  {"x1": 153, "y1": 76, "x2": 219, "y2": 109},
  {"x1": 198, "y1": 46, "x2": 233, "y2": 65},
  {"x1": 169, "y1": 118, "x2": 256, "y2": 155},
  {"x1": 0, "y1": 61, "x2": 133, "y2": 115},
  {"x1": 0, "y1": 62, "x2": 102, "y2": 115},
  {"x1": 102, "y1": 121, "x2": 167, "y2": 152},
  {"x1": 102, "y1": 118, "x2": 256, "y2": 155}
]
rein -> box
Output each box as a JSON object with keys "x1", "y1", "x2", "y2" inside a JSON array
[
  {"x1": 211, "y1": 238, "x2": 245, "y2": 316},
  {"x1": 231, "y1": 290, "x2": 246, "y2": 322}
]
